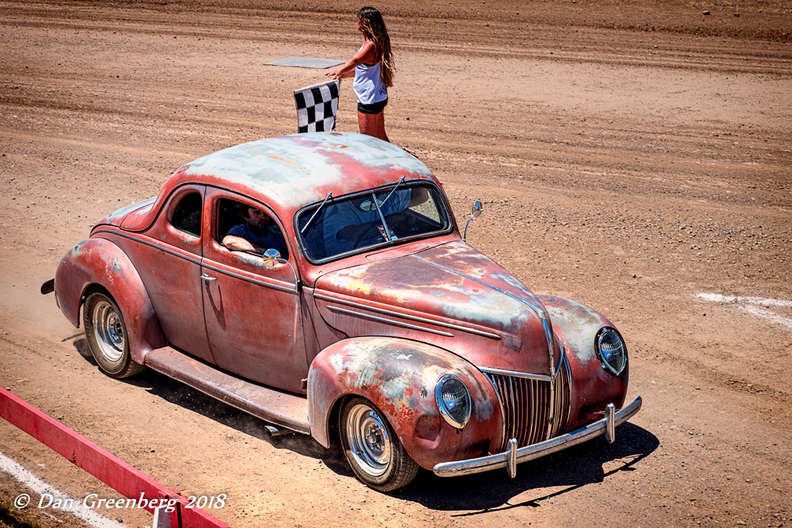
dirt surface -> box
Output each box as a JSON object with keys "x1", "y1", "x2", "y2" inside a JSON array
[{"x1": 0, "y1": 0, "x2": 791, "y2": 526}]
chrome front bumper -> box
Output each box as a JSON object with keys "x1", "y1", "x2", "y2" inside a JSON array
[{"x1": 433, "y1": 396, "x2": 642, "y2": 478}]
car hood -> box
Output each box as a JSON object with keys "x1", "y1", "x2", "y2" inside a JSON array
[{"x1": 313, "y1": 240, "x2": 558, "y2": 376}]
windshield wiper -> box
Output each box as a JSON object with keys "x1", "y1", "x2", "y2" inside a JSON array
[
  {"x1": 300, "y1": 192, "x2": 332, "y2": 234},
  {"x1": 377, "y1": 176, "x2": 406, "y2": 210},
  {"x1": 372, "y1": 176, "x2": 406, "y2": 243}
]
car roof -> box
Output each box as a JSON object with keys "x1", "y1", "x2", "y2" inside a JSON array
[{"x1": 174, "y1": 132, "x2": 435, "y2": 211}]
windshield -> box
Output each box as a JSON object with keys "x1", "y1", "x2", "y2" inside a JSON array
[{"x1": 297, "y1": 183, "x2": 452, "y2": 262}]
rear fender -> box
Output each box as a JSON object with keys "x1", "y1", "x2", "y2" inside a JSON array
[
  {"x1": 54, "y1": 238, "x2": 166, "y2": 364},
  {"x1": 538, "y1": 295, "x2": 628, "y2": 428},
  {"x1": 308, "y1": 337, "x2": 502, "y2": 470}
]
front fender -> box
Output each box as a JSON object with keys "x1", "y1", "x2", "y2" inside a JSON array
[
  {"x1": 538, "y1": 295, "x2": 629, "y2": 430},
  {"x1": 308, "y1": 337, "x2": 502, "y2": 470},
  {"x1": 54, "y1": 238, "x2": 166, "y2": 365}
]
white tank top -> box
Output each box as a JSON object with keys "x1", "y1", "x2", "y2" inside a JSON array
[{"x1": 353, "y1": 45, "x2": 388, "y2": 105}]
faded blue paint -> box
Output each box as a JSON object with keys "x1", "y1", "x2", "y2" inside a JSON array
[
  {"x1": 329, "y1": 349, "x2": 378, "y2": 388},
  {"x1": 182, "y1": 133, "x2": 433, "y2": 208},
  {"x1": 381, "y1": 376, "x2": 411, "y2": 402},
  {"x1": 323, "y1": 263, "x2": 531, "y2": 330},
  {"x1": 437, "y1": 285, "x2": 530, "y2": 328},
  {"x1": 67, "y1": 241, "x2": 122, "y2": 274},
  {"x1": 235, "y1": 252, "x2": 267, "y2": 268},
  {"x1": 108, "y1": 256, "x2": 122, "y2": 273},
  {"x1": 489, "y1": 272, "x2": 534, "y2": 298},
  {"x1": 538, "y1": 295, "x2": 609, "y2": 363},
  {"x1": 329, "y1": 351, "x2": 345, "y2": 374},
  {"x1": 69, "y1": 241, "x2": 88, "y2": 259}
]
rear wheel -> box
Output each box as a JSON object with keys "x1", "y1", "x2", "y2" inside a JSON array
[
  {"x1": 83, "y1": 292, "x2": 145, "y2": 379},
  {"x1": 339, "y1": 397, "x2": 419, "y2": 492}
]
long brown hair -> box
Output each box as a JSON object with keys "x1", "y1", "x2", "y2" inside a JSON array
[{"x1": 357, "y1": 6, "x2": 394, "y2": 88}]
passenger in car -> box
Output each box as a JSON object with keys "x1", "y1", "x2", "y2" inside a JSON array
[{"x1": 222, "y1": 206, "x2": 289, "y2": 259}]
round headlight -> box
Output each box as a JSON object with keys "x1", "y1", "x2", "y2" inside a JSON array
[
  {"x1": 596, "y1": 327, "x2": 627, "y2": 376},
  {"x1": 435, "y1": 375, "x2": 472, "y2": 429}
]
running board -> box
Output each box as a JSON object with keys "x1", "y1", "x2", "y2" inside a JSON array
[{"x1": 143, "y1": 347, "x2": 310, "y2": 435}]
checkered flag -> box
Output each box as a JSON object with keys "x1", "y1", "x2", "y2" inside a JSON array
[{"x1": 294, "y1": 80, "x2": 340, "y2": 133}]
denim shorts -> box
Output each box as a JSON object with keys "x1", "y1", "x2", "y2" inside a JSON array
[{"x1": 357, "y1": 98, "x2": 388, "y2": 115}]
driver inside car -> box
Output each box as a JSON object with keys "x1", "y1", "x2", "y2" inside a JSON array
[{"x1": 223, "y1": 206, "x2": 289, "y2": 259}]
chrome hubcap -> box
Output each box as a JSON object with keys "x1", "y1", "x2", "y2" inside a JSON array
[
  {"x1": 92, "y1": 300, "x2": 124, "y2": 362},
  {"x1": 346, "y1": 404, "x2": 391, "y2": 477}
]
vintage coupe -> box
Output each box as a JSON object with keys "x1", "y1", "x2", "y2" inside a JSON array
[{"x1": 47, "y1": 132, "x2": 641, "y2": 491}]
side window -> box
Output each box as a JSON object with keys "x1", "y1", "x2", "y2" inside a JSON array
[
  {"x1": 218, "y1": 198, "x2": 289, "y2": 260},
  {"x1": 170, "y1": 192, "x2": 202, "y2": 237}
]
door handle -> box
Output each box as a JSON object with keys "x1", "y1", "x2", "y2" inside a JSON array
[{"x1": 201, "y1": 274, "x2": 217, "y2": 282}]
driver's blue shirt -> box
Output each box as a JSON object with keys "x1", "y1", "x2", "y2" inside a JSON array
[{"x1": 227, "y1": 223, "x2": 288, "y2": 258}]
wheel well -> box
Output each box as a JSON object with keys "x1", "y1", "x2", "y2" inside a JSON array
[
  {"x1": 328, "y1": 394, "x2": 401, "y2": 448},
  {"x1": 79, "y1": 284, "x2": 112, "y2": 328},
  {"x1": 327, "y1": 394, "x2": 349, "y2": 447}
]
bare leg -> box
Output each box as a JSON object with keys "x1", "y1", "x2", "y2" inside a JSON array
[{"x1": 357, "y1": 110, "x2": 389, "y2": 142}]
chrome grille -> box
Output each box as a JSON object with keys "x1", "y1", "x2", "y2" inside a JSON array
[{"x1": 483, "y1": 352, "x2": 571, "y2": 452}]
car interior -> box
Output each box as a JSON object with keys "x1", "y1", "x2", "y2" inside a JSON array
[{"x1": 171, "y1": 192, "x2": 202, "y2": 237}]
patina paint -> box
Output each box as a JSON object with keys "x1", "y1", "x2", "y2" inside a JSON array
[
  {"x1": 539, "y1": 295, "x2": 609, "y2": 364},
  {"x1": 413, "y1": 241, "x2": 556, "y2": 357},
  {"x1": 326, "y1": 265, "x2": 527, "y2": 328},
  {"x1": 97, "y1": 133, "x2": 438, "y2": 261},
  {"x1": 315, "y1": 240, "x2": 556, "y2": 375},
  {"x1": 538, "y1": 294, "x2": 629, "y2": 429},
  {"x1": 308, "y1": 337, "x2": 501, "y2": 469},
  {"x1": 48, "y1": 131, "x2": 637, "y2": 484},
  {"x1": 54, "y1": 238, "x2": 166, "y2": 365},
  {"x1": 182, "y1": 133, "x2": 433, "y2": 210}
]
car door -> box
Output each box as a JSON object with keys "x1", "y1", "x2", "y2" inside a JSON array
[
  {"x1": 200, "y1": 188, "x2": 306, "y2": 393},
  {"x1": 130, "y1": 184, "x2": 215, "y2": 364}
]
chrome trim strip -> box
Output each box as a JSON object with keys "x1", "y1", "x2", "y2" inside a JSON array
[
  {"x1": 433, "y1": 396, "x2": 642, "y2": 478},
  {"x1": 93, "y1": 229, "x2": 298, "y2": 295},
  {"x1": 557, "y1": 350, "x2": 573, "y2": 433},
  {"x1": 411, "y1": 255, "x2": 555, "y2": 375},
  {"x1": 314, "y1": 293, "x2": 501, "y2": 340},
  {"x1": 94, "y1": 229, "x2": 202, "y2": 266},
  {"x1": 480, "y1": 366, "x2": 553, "y2": 382},
  {"x1": 201, "y1": 262, "x2": 298, "y2": 294},
  {"x1": 479, "y1": 346, "x2": 569, "y2": 382},
  {"x1": 547, "y1": 367, "x2": 556, "y2": 442},
  {"x1": 485, "y1": 372, "x2": 508, "y2": 446},
  {"x1": 327, "y1": 306, "x2": 455, "y2": 337}
]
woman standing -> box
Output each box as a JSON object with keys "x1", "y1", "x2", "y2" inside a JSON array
[{"x1": 326, "y1": 6, "x2": 394, "y2": 142}]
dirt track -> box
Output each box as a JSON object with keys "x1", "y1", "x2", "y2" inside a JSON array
[{"x1": 1, "y1": 1, "x2": 791, "y2": 526}]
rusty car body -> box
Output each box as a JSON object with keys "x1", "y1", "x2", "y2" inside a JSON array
[{"x1": 47, "y1": 132, "x2": 641, "y2": 491}]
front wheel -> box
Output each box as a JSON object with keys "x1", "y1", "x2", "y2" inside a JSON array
[
  {"x1": 83, "y1": 291, "x2": 145, "y2": 379},
  {"x1": 339, "y1": 397, "x2": 419, "y2": 492}
]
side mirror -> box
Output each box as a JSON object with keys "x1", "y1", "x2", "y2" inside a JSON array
[
  {"x1": 261, "y1": 249, "x2": 303, "y2": 293},
  {"x1": 262, "y1": 248, "x2": 283, "y2": 269},
  {"x1": 463, "y1": 201, "x2": 483, "y2": 241}
]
